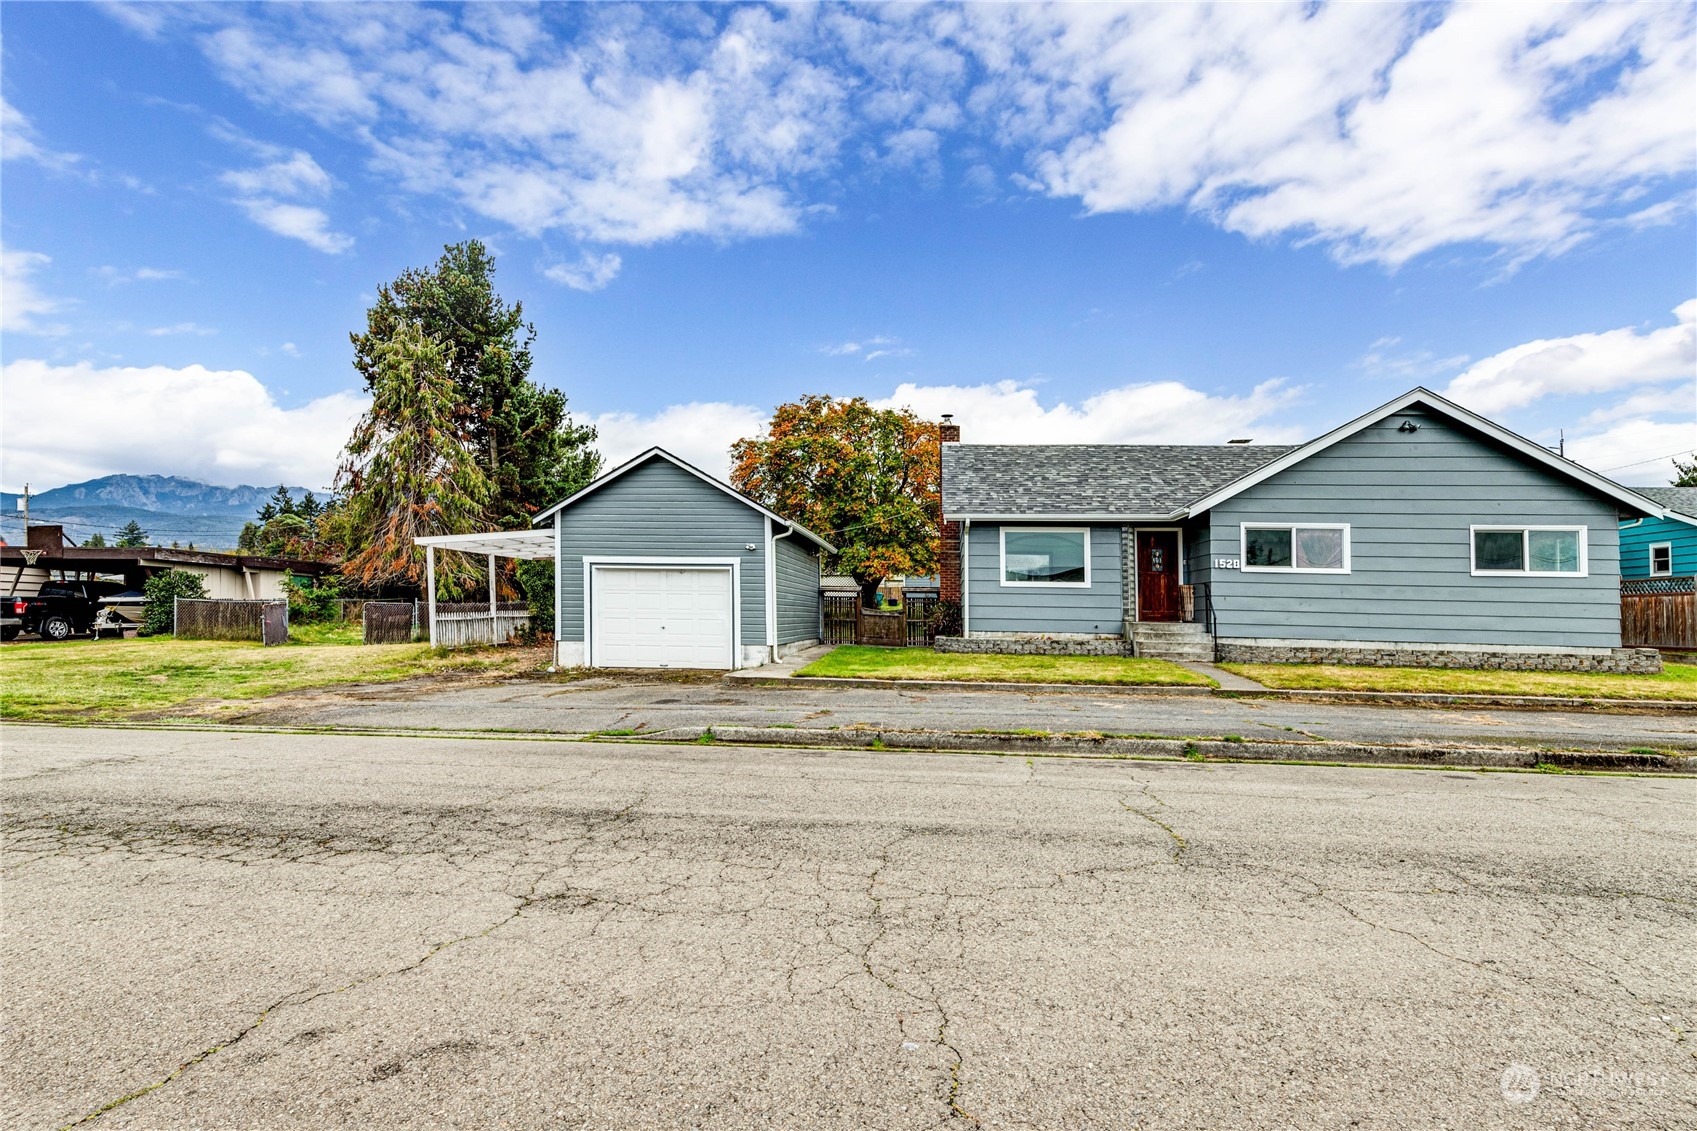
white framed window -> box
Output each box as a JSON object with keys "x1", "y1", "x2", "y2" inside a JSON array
[
  {"x1": 1239, "y1": 523, "x2": 1350, "y2": 573},
  {"x1": 1469, "y1": 525, "x2": 1588, "y2": 577},
  {"x1": 1000, "y1": 527, "x2": 1091, "y2": 587},
  {"x1": 1650, "y1": 543, "x2": 1673, "y2": 577}
]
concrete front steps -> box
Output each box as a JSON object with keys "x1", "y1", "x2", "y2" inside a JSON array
[{"x1": 1130, "y1": 621, "x2": 1216, "y2": 661}]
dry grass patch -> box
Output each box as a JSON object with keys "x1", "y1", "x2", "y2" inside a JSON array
[
  {"x1": 0, "y1": 635, "x2": 550, "y2": 721},
  {"x1": 1220, "y1": 661, "x2": 1697, "y2": 701}
]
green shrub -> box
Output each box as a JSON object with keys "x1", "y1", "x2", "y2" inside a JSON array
[
  {"x1": 280, "y1": 572, "x2": 343, "y2": 624},
  {"x1": 141, "y1": 569, "x2": 209, "y2": 636},
  {"x1": 515, "y1": 559, "x2": 555, "y2": 635}
]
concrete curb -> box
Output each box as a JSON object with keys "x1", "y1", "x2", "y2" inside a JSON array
[
  {"x1": 699, "y1": 724, "x2": 1695, "y2": 773},
  {"x1": 736, "y1": 674, "x2": 1697, "y2": 713}
]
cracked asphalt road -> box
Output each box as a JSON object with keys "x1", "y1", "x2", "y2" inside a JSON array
[
  {"x1": 3, "y1": 726, "x2": 1693, "y2": 1129},
  {"x1": 221, "y1": 675, "x2": 1697, "y2": 751}
]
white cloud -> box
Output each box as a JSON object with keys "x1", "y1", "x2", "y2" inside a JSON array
[
  {"x1": 0, "y1": 359, "x2": 366, "y2": 490},
  {"x1": 1355, "y1": 337, "x2": 1471, "y2": 383},
  {"x1": 579, "y1": 378, "x2": 1303, "y2": 486},
  {"x1": 1444, "y1": 301, "x2": 1696, "y2": 413},
  {"x1": 144, "y1": 322, "x2": 216, "y2": 337},
  {"x1": 1565, "y1": 418, "x2": 1697, "y2": 487},
  {"x1": 875, "y1": 378, "x2": 1304, "y2": 444},
  {"x1": 1, "y1": 97, "x2": 80, "y2": 169},
  {"x1": 2, "y1": 248, "x2": 68, "y2": 335},
  {"x1": 93, "y1": 265, "x2": 186, "y2": 285},
  {"x1": 128, "y1": 2, "x2": 1696, "y2": 266},
  {"x1": 221, "y1": 150, "x2": 353, "y2": 253},
  {"x1": 543, "y1": 251, "x2": 622, "y2": 292},
  {"x1": 586, "y1": 401, "x2": 768, "y2": 481}
]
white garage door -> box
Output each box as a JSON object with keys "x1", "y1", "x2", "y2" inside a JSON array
[{"x1": 591, "y1": 566, "x2": 735, "y2": 669}]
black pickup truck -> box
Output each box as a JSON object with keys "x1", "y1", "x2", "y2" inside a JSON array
[{"x1": 2, "y1": 583, "x2": 130, "y2": 641}]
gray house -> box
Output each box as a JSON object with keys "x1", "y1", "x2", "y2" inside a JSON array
[
  {"x1": 938, "y1": 388, "x2": 1669, "y2": 672},
  {"x1": 533, "y1": 448, "x2": 833, "y2": 670}
]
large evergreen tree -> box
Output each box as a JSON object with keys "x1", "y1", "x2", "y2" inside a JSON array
[
  {"x1": 349, "y1": 240, "x2": 600, "y2": 527},
  {"x1": 336, "y1": 322, "x2": 494, "y2": 593},
  {"x1": 114, "y1": 520, "x2": 149, "y2": 548}
]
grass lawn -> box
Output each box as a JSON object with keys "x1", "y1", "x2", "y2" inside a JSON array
[
  {"x1": 0, "y1": 634, "x2": 548, "y2": 722},
  {"x1": 1220, "y1": 661, "x2": 1697, "y2": 701},
  {"x1": 795, "y1": 645, "x2": 1212, "y2": 686}
]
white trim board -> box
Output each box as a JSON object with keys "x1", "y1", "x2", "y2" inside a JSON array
[{"x1": 531, "y1": 447, "x2": 835, "y2": 553}]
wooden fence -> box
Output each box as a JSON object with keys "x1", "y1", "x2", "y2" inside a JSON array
[
  {"x1": 1622, "y1": 576, "x2": 1697, "y2": 650},
  {"x1": 174, "y1": 598, "x2": 288, "y2": 645},
  {"x1": 431, "y1": 601, "x2": 531, "y2": 647},
  {"x1": 362, "y1": 601, "x2": 418, "y2": 645},
  {"x1": 821, "y1": 589, "x2": 941, "y2": 647}
]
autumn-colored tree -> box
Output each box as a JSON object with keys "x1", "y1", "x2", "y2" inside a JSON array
[
  {"x1": 335, "y1": 323, "x2": 493, "y2": 595},
  {"x1": 732, "y1": 395, "x2": 941, "y2": 607}
]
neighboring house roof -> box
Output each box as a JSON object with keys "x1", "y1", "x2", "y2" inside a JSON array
[
  {"x1": 531, "y1": 447, "x2": 837, "y2": 553},
  {"x1": 943, "y1": 443, "x2": 1299, "y2": 520},
  {"x1": 0, "y1": 546, "x2": 333, "y2": 573},
  {"x1": 1633, "y1": 487, "x2": 1697, "y2": 523},
  {"x1": 943, "y1": 387, "x2": 1670, "y2": 523}
]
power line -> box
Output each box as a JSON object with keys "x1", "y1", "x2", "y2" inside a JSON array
[{"x1": 1601, "y1": 447, "x2": 1696, "y2": 472}]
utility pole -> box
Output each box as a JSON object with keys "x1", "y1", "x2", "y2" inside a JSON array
[{"x1": 18, "y1": 483, "x2": 28, "y2": 535}]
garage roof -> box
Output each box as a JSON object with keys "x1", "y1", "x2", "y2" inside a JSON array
[{"x1": 531, "y1": 447, "x2": 837, "y2": 553}]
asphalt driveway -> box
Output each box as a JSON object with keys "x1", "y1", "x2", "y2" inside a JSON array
[{"x1": 3, "y1": 725, "x2": 1692, "y2": 1129}]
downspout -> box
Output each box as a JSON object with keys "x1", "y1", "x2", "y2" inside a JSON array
[
  {"x1": 767, "y1": 518, "x2": 797, "y2": 664},
  {"x1": 961, "y1": 519, "x2": 970, "y2": 638}
]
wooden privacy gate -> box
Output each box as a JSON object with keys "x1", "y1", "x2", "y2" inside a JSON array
[
  {"x1": 362, "y1": 601, "x2": 417, "y2": 645},
  {"x1": 1622, "y1": 577, "x2": 1697, "y2": 650},
  {"x1": 822, "y1": 590, "x2": 940, "y2": 647}
]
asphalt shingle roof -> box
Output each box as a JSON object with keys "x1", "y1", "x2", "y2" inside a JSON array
[
  {"x1": 941, "y1": 443, "x2": 1301, "y2": 517},
  {"x1": 1636, "y1": 486, "x2": 1697, "y2": 518}
]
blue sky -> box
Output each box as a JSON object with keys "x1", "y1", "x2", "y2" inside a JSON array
[{"x1": 3, "y1": 1, "x2": 1693, "y2": 493}]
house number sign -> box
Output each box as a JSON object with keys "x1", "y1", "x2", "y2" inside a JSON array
[{"x1": 1213, "y1": 557, "x2": 1241, "y2": 569}]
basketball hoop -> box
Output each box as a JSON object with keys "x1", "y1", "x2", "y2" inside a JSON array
[{"x1": 20, "y1": 550, "x2": 44, "y2": 565}]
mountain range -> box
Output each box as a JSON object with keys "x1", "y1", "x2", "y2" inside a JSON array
[{"x1": 1, "y1": 475, "x2": 311, "y2": 550}]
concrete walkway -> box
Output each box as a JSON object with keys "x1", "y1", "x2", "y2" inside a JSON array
[{"x1": 1175, "y1": 660, "x2": 1269, "y2": 690}]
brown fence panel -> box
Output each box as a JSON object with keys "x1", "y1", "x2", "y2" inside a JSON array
[
  {"x1": 174, "y1": 598, "x2": 287, "y2": 642},
  {"x1": 1621, "y1": 586, "x2": 1697, "y2": 649},
  {"x1": 904, "y1": 592, "x2": 939, "y2": 646},
  {"x1": 855, "y1": 609, "x2": 906, "y2": 647},
  {"x1": 822, "y1": 593, "x2": 857, "y2": 645},
  {"x1": 363, "y1": 601, "x2": 417, "y2": 645}
]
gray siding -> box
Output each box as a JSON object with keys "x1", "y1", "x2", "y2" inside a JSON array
[
  {"x1": 555, "y1": 459, "x2": 767, "y2": 644},
  {"x1": 774, "y1": 534, "x2": 822, "y2": 644},
  {"x1": 966, "y1": 524, "x2": 1122, "y2": 634},
  {"x1": 1206, "y1": 408, "x2": 1622, "y2": 648}
]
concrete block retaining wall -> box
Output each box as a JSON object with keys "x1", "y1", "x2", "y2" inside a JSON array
[
  {"x1": 935, "y1": 634, "x2": 1129, "y2": 657},
  {"x1": 1215, "y1": 641, "x2": 1662, "y2": 674}
]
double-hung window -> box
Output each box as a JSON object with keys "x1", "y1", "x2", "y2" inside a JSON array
[
  {"x1": 1000, "y1": 528, "x2": 1090, "y2": 586},
  {"x1": 1470, "y1": 526, "x2": 1587, "y2": 577},
  {"x1": 1240, "y1": 523, "x2": 1350, "y2": 573},
  {"x1": 1649, "y1": 543, "x2": 1673, "y2": 577}
]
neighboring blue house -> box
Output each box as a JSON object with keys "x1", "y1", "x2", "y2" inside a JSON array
[
  {"x1": 530, "y1": 448, "x2": 834, "y2": 670},
  {"x1": 1619, "y1": 487, "x2": 1697, "y2": 580},
  {"x1": 939, "y1": 388, "x2": 1669, "y2": 672}
]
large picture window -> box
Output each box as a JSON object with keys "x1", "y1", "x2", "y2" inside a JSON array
[
  {"x1": 1470, "y1": 526, "x2": 1588, "y2": 577},
  {"x1": 1240, "y1": 523, "x2": 1350, "y2": 573},
  {"x1": 1001, "y1": 528, "x2": 1090, "y2": 586}
]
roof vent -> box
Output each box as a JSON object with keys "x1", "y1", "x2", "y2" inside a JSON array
[{"x1": 1226, "y1": 438, "x2": 1252, "y2": 445}]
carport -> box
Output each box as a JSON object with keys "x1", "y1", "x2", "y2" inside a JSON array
[{"x1": 413, "y1": 530, "x2": 556, "y2": 647}]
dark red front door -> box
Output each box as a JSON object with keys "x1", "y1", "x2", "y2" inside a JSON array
[{"x1": 1136, "y1": 531, "x2": 1182, "y2": 622}]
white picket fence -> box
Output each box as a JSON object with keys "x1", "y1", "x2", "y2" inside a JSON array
[{"x1": 430, "y1": 601, "x2": 530, "y2": 647}]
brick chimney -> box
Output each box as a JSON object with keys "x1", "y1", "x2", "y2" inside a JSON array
[{"x1": 937, "y1": 416, "x2": 963, "y2": 607}]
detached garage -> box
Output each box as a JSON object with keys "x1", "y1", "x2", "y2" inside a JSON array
[{"x1": 533, "y1": 448, "x2": 835, "y2": 670}]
